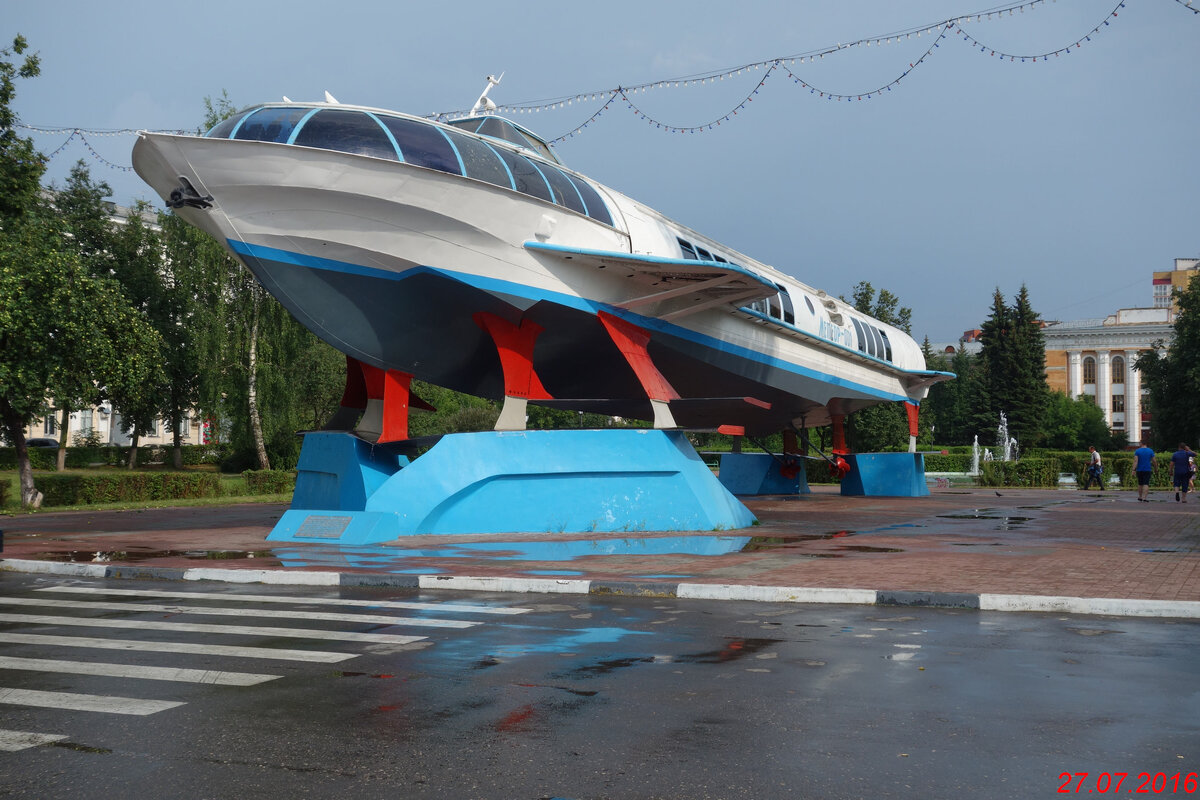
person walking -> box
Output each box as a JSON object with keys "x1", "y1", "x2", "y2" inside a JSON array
[
  {"x1": 1171, "y1": 443, "x2": 1193, "y2": 503},
  {"x1": 1133, "y1": 441, "x2": 1155, "y2": 502},
  {"x1": 1082, "y1": 445, "x2": 1105, "y2": 490}
]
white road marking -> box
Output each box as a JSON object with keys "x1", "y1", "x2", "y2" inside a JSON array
[
  {"x1": 0, "y1": 613, "x2": 426, "y2": 644},
  {"x1": 36, "y1": 586, "x2": 532, "y2": 615},
  {"x1": 0, "y1": 596, "x2": 476, "y2": 629},
  {"x1": 0, "y1": 729, "x2": 68, "y2": 751},
  {"x1": 0, "y1": 656, "x2": 279, "y2": 686},
  {"x1": 0, "y1": 632, "x2": 355, "y2": 663},
  {"x1": 0, "y1": 688, "x2": 184, "y2": 715}
]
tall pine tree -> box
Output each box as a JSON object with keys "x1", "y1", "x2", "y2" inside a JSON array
[{"x1": 974, "y1": 285, "x2": 1050, "y2": 447}]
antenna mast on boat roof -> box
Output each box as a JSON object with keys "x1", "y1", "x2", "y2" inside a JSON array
[{"x1": 470, "y1": 73, "x2": 503, "y2": 115}]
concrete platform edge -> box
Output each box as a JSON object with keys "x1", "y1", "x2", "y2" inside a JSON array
[{"x1": 6, "y1": 557, "x2": 1198, "y2": 619}]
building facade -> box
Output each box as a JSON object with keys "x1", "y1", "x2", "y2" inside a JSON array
[
  {"x1": 1041, "y1": 307, "x2": 1174, "y2": 443},
  {"x1": 1152, "y1": 258, "x2": 1199, "y2": 310}
]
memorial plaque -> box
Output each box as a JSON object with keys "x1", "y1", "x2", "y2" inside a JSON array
[{"x1": 294, "y1": 515, "x2": 353, "y2": 539}]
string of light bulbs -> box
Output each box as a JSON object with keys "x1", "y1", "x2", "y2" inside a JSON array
[{"x1": 17, "y1": 0, "x2": 1192, "y2": 170}]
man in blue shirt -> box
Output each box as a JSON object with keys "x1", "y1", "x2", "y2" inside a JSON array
[
  {"x1": 1171, "y1": 443, "x2": 1194, "y2": 503},
  {"x1": 1133, "y1": 442, "x2": 1155, "y2": 502}
]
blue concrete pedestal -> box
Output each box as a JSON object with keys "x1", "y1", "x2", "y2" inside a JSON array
[
  {"x1": 717, "y1": 453, "x2": 809, "y2": 496},
  {"x1": 839, "y1": 452, "x2": 929, "y2": 497},
  {"x1": 268, "y1": 430, "x2": 756, "y2": 544}
]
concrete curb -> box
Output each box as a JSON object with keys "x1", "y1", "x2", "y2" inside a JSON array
[{"x1": 6, "y1": 557, "x2": 1200, "y2": 619}]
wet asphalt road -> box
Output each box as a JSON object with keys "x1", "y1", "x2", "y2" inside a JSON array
[{"x1": 1, "y1": 573, "x2": 1197, "y2": 800}]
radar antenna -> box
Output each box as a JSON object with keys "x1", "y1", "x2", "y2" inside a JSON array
[{"x1": 470, "y1": 73, "x2": 503, "y2": 115}]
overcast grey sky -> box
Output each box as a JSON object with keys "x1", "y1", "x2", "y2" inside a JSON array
[{"x1": 7, "y1": 0, "x2": 1197, "y2": 343}]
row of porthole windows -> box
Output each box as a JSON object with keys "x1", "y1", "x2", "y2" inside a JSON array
[
  {"x1": 205, "y1": 106, "x2": 614, "y2": 227},
  {"x1": 1082, "y1": 356, "x2": 1127, "y2": 385},
  {"x1": 677, "y1": 235, "x2": 896, "y2": 363}
]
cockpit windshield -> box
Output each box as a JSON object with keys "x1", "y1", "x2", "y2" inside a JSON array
[{"x1": 445, "y1": 116, "x2": 560, "y2": 164}]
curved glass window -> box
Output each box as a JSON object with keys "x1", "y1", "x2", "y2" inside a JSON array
[
  {"x1": 291, "y1": 109, "x2": 398, "y2": 161},
  {"x1": 851, "y1": 318, "x2": 869, "y2": 355},
  {"x1": 1111, "y1": 356, "x2": 1125, "y2": 384},
  {"x1": 448, "y1": 116, "x2": 559, "y2": 162},
  {"x1": 566, "y1": 175, "x2": 613, "y2": 227},
  {"x1": 204, "y1": 106, "x2": 613, "y2": 226},
  {"x1": 777, "y1": 285, "x2": 795, "y2": 324},
  {"x1": 207, "y1": 109, "x2": 254, "y2": 139},
  {"x1": 234, "y1": 107, "x2": 310, "y2": 143},
  {"x1": 879, "y1": 329, "x2": 893, "y2": 362},
  {"x1": 540, "y1": 165, "x2": 586, "y2": 215},
  {"x1": 804, "y1": 295, "x2": 815, "y2": 316},
  {"x1": 492, "y1": 147, "x2": 553, "y2": 202},
  {"x1": 378, "y1": 116, "x2": 461, "y2": 175},
  {"x1": 441, "y1": 128, "x2": 512, "y2": 189},
  {"x1": 1083, "y1": 356, "x2": 1097, "y2": 384}
]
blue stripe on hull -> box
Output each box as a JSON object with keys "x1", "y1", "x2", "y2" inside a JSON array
[{"x1": 228, "y1": 239, "x2": 911, "y2": 407}]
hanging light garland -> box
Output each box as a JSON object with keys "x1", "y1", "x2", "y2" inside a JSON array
[
  {"x1": 954, "y1": 1, "x2": 1125, "y2": 61},
  {"x1": 16, "y1": 124, "x2": 189, "y2": 172},
  {"x1": 780, "y1": 27, "x2": 949, "y2": 102},
  {"x1": 19, "y1": 0, "x2": 1195, "y2": 171}
]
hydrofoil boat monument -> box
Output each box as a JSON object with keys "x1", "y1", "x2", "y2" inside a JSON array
[{"x1": 132, "y1": 80, "x2": 951, "y2": 543}]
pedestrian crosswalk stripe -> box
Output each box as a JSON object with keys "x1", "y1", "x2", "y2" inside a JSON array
[
  {"x1": 0, "y1": 613, "x2": 427, "y2": 644},
  {"x1": 0, "y1": 656, "x2": 280, "y2": 686},
  {"x1": 0, "y1": 596, "x2": 477, "y2": 629},
  {"x1": 37, "y1": 586, "x2": 532, "y2": 615},
  {"x1": 0, "y1": 729, "x2": 68, "y2": 752},
  {"x1": 0, "y1": 632, "x2": 356, "y2": 663},
  {"x1": 0, "y1": 688, "x2": 184, "y2": 715}
]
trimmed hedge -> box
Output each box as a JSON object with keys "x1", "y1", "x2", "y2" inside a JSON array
[
  {"x1": 242, "y1": 469, "x2": 296, "y2": 495},
  {"x1": 923, "y1": 453, "x2": 973, "y2": 472},
  {"x1": 978, "y1": 458, "x2": 1061, "y2": 488},
  {"x1": 36, "y1": 472, "x2": 223, "y2": 506},
  {"x1": 0, "y1": 445, "x2": 226, "y2": 471}
]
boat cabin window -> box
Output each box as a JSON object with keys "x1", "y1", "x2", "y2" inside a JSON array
[
  {"x1": 850, "y1": 317, "x2": 895, "y2": 362},
  {"x1": 440, "y1": 128, "x2": 512, "y2": 189},
  {"x1": 206, "y1": 109, "x2": 255, "y2": 139},
  {"x1": 290, "y1": 109, "x2": 399, "y2": 161},
  {"x1": 378, "y1": 115, "x2": 461, "y2": 175},
  {"x1": 775, "y1": 284, "x2": 795, "y2": 324},
  {"x1": 204, "y1": 105, "x2": 614, "y2": 226},
  {"x1": 446, "y1": 116, "x2": 560, "y2": 163},
  {"x1": 678, "y1": 239, "x2": 698, "y2": 260},
  {"x1": 234, "y1": 107, "x2": 311, "y2": 144},
  {"x1": 491, "y1": 146, "x2": 554, "y2": 202}
]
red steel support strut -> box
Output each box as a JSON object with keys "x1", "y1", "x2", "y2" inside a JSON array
[
  {"x1": 473, "y1": 312, "x2": 553, "y2": 430},
  {"x1": 904, "y1": 401, "x2": 920, "y2": 453},
  {"x1": 597, "y1": 310, "x2": 680, "y2": 429}
]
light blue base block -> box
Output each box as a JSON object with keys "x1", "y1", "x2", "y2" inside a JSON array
[
  {"x1": 717, "y1": 453, "x2": 809, "y2": 495},
  {"x1": 839, "y1": 452, "x2": 929, "y2": 497},
  {"x1": 268, "y1": 429, "x2": 756, "y2": 544}
]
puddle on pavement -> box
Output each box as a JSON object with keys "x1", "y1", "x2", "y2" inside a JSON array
[
  {"x1": 29, "y1": 549, "x2": 276, "y2": 563},
  {"x1": 565, "y1": 637, "x2": 783, "y2": 677}
]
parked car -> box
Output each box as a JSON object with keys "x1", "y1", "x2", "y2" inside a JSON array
[{"x1": 26, "y1": 438, "x2": 60, "y2": 449}]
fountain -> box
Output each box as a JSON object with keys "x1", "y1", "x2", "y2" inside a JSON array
[
  {"x1": 971, "y1": 435, "x2": 981, "y2": 475},
  {"x1": 997, "y1": 412, "x2": 1018, "y2": 462}
]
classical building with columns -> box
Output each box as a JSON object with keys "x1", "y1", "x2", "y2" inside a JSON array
[{"x1": 1042, "y1": 307, "x2": 1174, "y2": 443}]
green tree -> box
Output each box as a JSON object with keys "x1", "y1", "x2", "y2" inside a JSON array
[
  {"x1": 974, "y1": 286, "x2": 1050, "y2": 447},
  {"x1": 1041, "y1": 391, "x2": 1116, "y2": 450},
  {"x1": 1137, "y1": 273, "x2": 1200, "y2": 449},
  {"x1": 0, "y1": 224, "x2": 161, "y2": 506},
  {"x1": 0, "y1": 36, "x2": 42, "y2": 222},
  {"x1": 49, "y1": 161, "x2": 117, "y2": 467}
]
